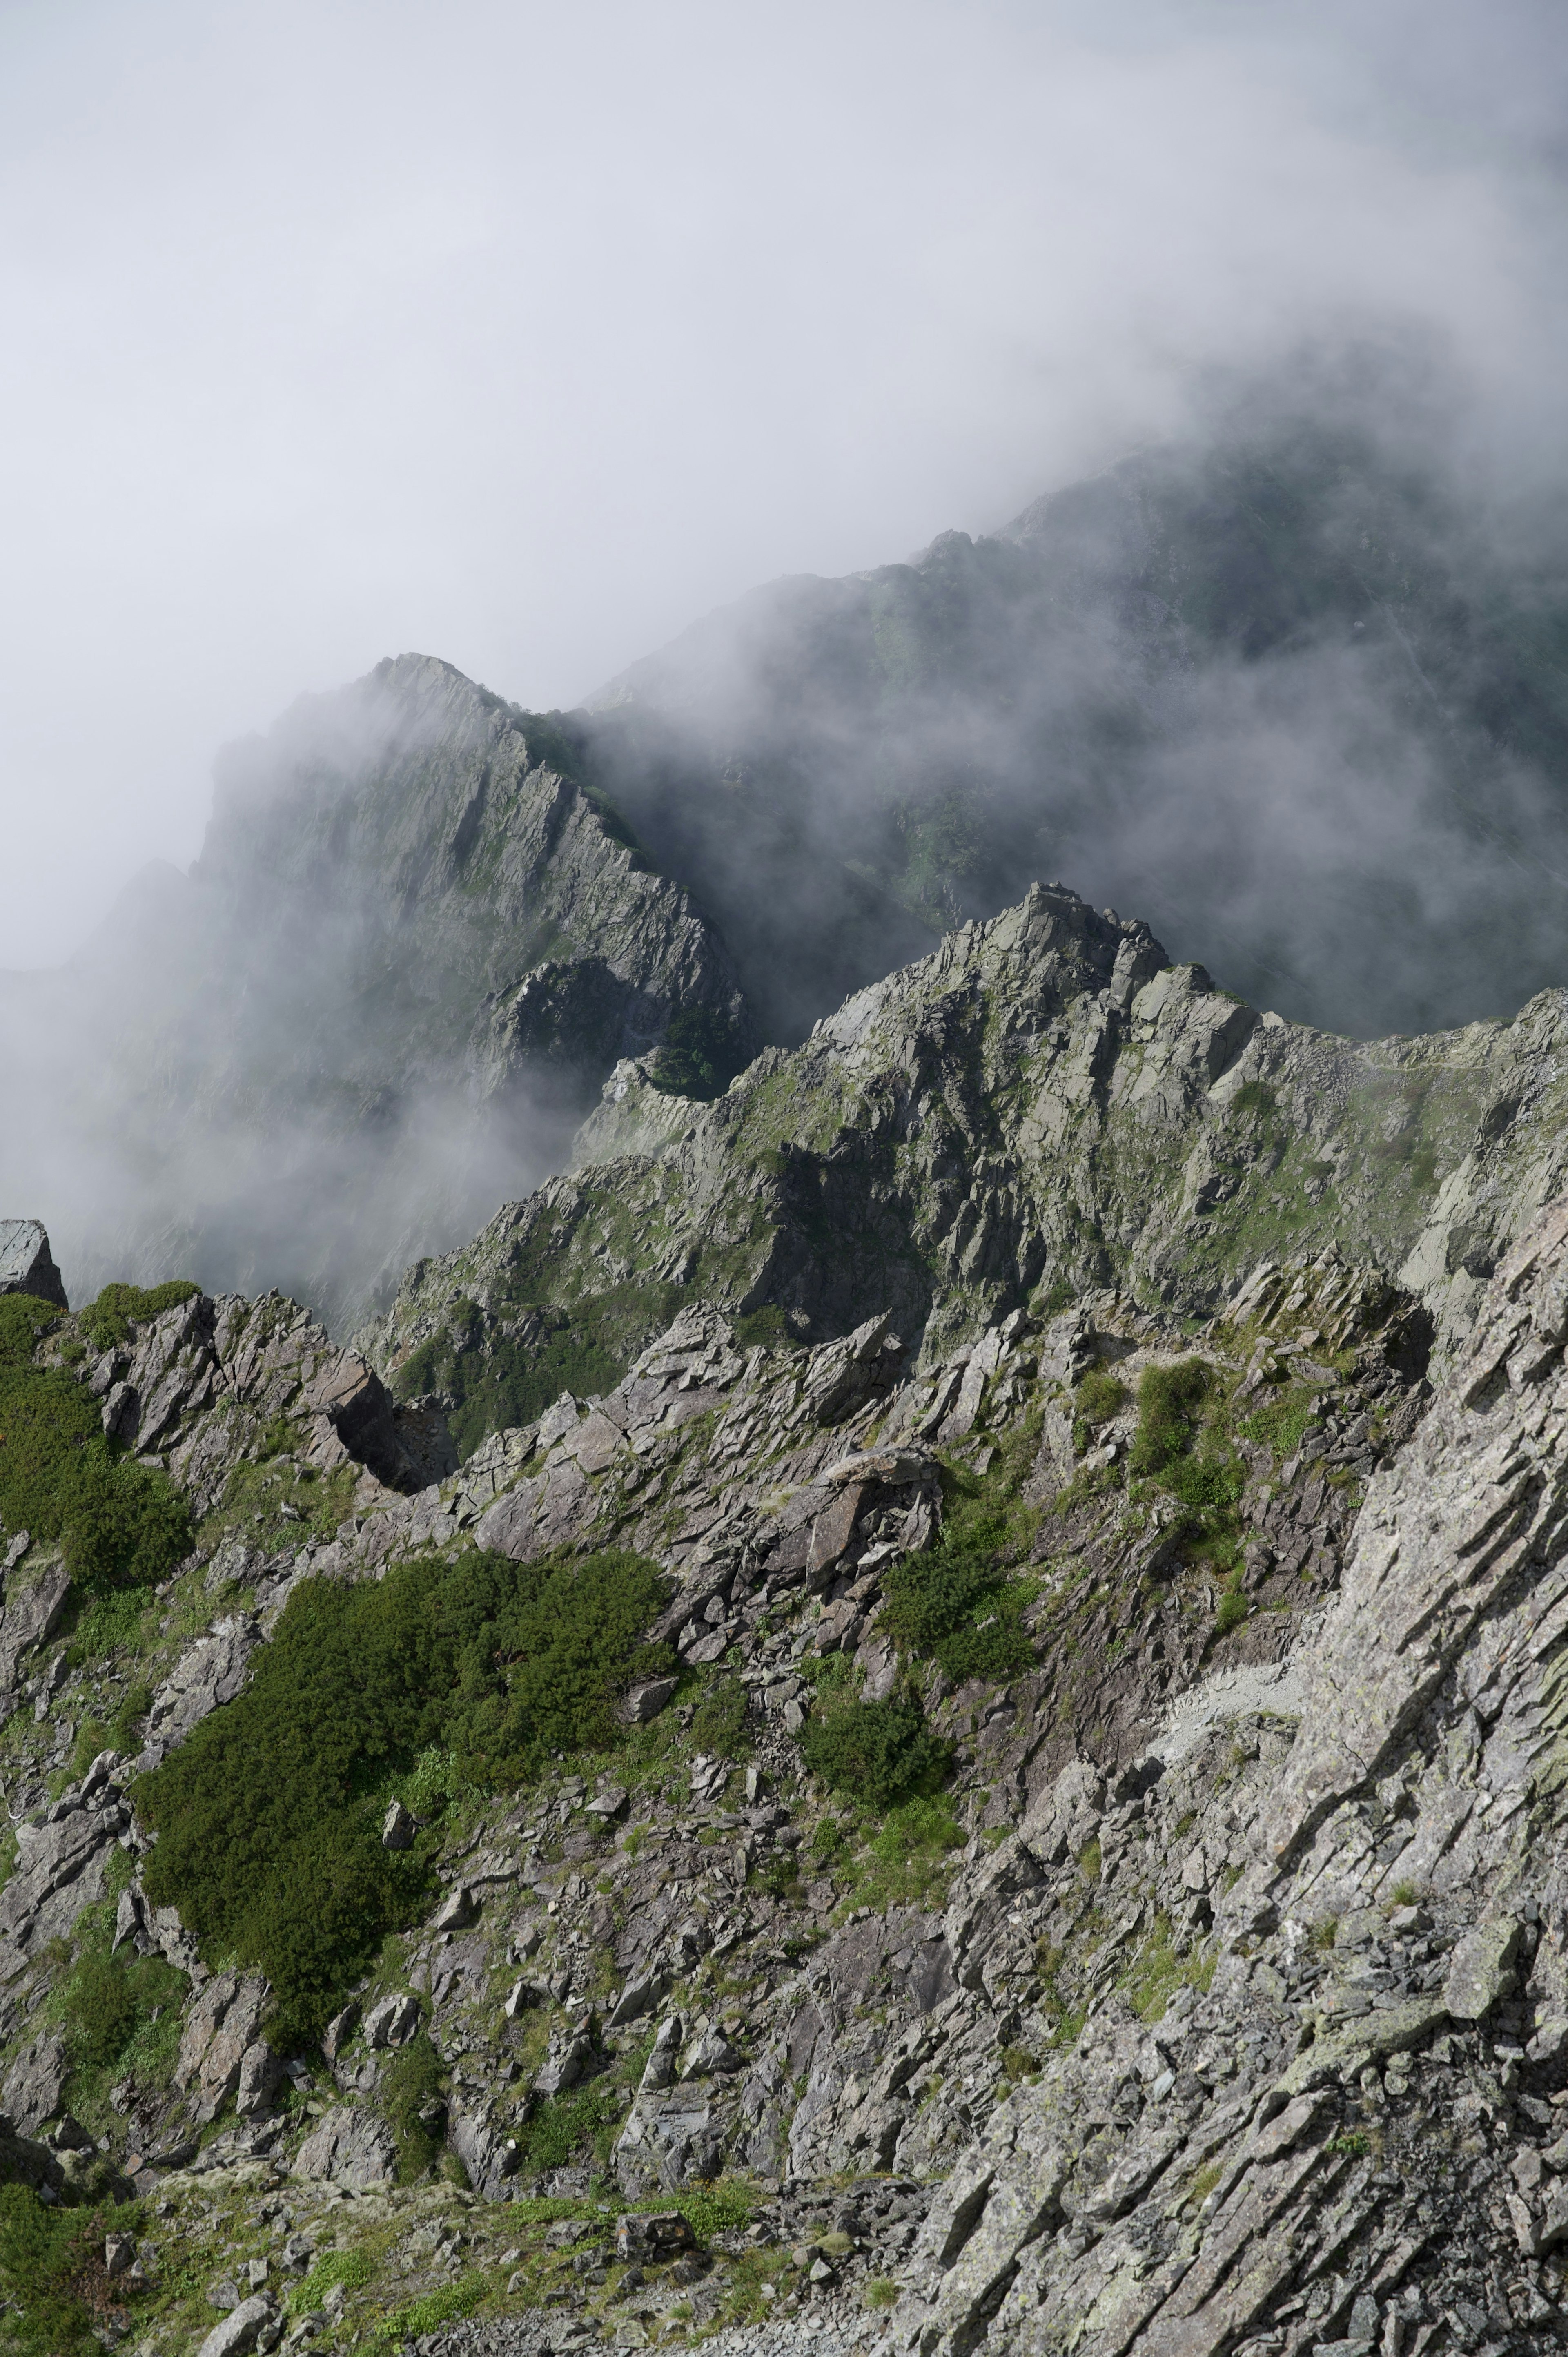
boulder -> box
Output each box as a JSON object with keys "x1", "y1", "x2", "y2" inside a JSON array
[
  {"x1": 363, "y1": 1991, "x2": 421, "y2": 2050},
  {"x1": 0, "y1": 1219, "x2": 67, "y2": 1309},
  {"x1": 1444, "y1": 1919, "x2": 1526, "y2": 2022},
  {"x1": 196, "y1": 2292, "x2": 276, "y2": 2357}
]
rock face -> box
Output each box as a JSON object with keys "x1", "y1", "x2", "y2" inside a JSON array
[
  {"x1": 368, "y1": 879, "x2": 1568, "y2": 1447},
  {"x1": 870, "y1": 1195, "x2": 1568, "y2": 2357},
  {"x1": 0, "y1": 1218, "x2": 66, "y2": 1309}
]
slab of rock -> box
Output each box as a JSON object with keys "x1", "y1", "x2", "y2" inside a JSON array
[
  {"x1": 175, "y1": 1974, "x2": 272, "y2": 2121},
  {"x1": 290, "y1": 2104, "x2": 396, "y2": 2189},
  {"x1": 363, "y1": 1991, "x2": 421, "y2": 2050},
  {"x1": 621, "y1": 1677, "x2": 677, "y2": 1724},
  {"x1": 1444, "y1": 1919, "x2": 1525, "y2": 2021},
  {"x1": 0, "y1": 2029, "x2": 66, "y2": 2132},
  {"x1": 0, "y1": 1795, "x2": 126, "y2": 1955},
  {"x1": 195, "y1": 2292, "x2": 276, "y2": 2357}
]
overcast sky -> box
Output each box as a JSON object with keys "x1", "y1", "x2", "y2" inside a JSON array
[{"x1": 1, "y1": 0, "x2": 1564, "y2": 970}]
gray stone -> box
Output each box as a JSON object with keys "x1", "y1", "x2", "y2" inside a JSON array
[
  {"x1": 431, "y1": 1885, "x2": 477, "y2": 1932},
  {"x1": 0, "y1": 1220, "x2": 67, "y2": 1309},
  {"x1": 381, "y1": 1799, "x2": 414, "y2": 1850},
  {"x1": 1444, "y1": 1920, "x2": 1525, "y2": 2022},
  {"x1": 1, "y1": 2029, "x2": 66, "y2": 2132},
  {"x1": 607, "y1": 1973, "x2": 667, "y2": 2029},
  {"x1": 0, "y1": 1557, "x2": 71, "y2": 1688},
  {"x1": 363, "y1": 1991, "x2": 421, "y2": 2049},
  {"x1": 621, "y1": 1677, "x2": 677, "y2": 1724},
  {"x1": 290, "y1": 2104, "x2": 396, "y2": 2188},
  {"x1": 196, "y1": 2293, "x2": 275, "y2": 2357}
]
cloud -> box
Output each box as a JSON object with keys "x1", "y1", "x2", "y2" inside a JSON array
[{"x1": 0, "y1": 0, "x2": 1564, "y2": 970}]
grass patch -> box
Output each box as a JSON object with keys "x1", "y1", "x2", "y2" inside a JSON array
[
  {"x1": 837, "y1": 1794, "x2": 964, "y2": 1910},
  {"x1": 1214, "y1": 1588, "x2": 1248, "y2": 1636},
  {"x1": 363, "y1": 2276, "x2": 486, "y2": 2351},
  {"x1": 1074, "y1": 1367, "x2": 1127, "y2": 1434},
  {"x1": 1120, "y1": 1916, "x2": 1216, "y2": 2021},
  {"x1": 516, "y1": 2065, "x2": 633, "y2": 2174},
  {"x1": 0, "y1": 2186, "x2": 128, "y2": 2357},
  {"x1": 1239, "y1": 1383, "x2": 1322, "y2": 1464},
  {"x1": 136, "y1": 1546, "x2": 671, "y2": 2045},
  {"x1": 287, "y1": 2247, "x2": 376, "y2": 2317}
]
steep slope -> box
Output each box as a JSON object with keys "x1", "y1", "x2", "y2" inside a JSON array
[
  {"x1": 365, "y1": 882, "x2": 1568, "y2": 1455},
  {"x1": 582, "y1": 391, "x2": 1568, "y2": 1044},
  {"x1": 7, "y1": 1177, "x2": 1568, "y2": 2354},
  {"x1": 0, "y1": 657, "x2": 750, "y2": 1330}
]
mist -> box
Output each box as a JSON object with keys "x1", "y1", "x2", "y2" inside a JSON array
[{"x1": 3, "y1": 0, "x2": 1567, "y2": 970}]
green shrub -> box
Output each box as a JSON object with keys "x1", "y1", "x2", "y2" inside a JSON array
[
  {"x1": 77, "y1": 1280, "x2": 200, "y2": 1354},
  {"x1": 137, "y1": 1546, "x2": 671, "y2": 2043},
  {"x1": 1128, "y1": 1358, "x2": 1241, "y2": 1519},
  {"x1": 1214, "y1": 1590, "x2": 1248, "y2": 1636},
  {"x1": 381, "y1": 2031, "x2": 447, "y2": 2183},
  {"x1": 58, "y1": 1952, "x2": 136, "y2": 2071},
  {"x1": 646, "y1": 1006, "x2": 748, "y2": 1102},
  {"x1": 879, "y1": 1517, "x2": 1035, "y2": 1684},
  {"x1": 800, "y1": 1698, "x2": 951, "y2": 1810},
  {"x1": 0, "y1": 1348, "x2": 193, "y2": 1601},
  {"x1": 688, "y1": 1670, "x2": 751, "y2": 1759},
  {"x1": 1231, "y1": 1080, "x2": 1278, "y2": 1119},
  {"x1": 0, "y1": 1294, "x2": 63, "y2": 1365},
  {"x1": 1129, "y1": 1360, "x2": 1210, "y2": 1476},
  {"x1": 677, "y1": 2180, "x2": 755, "y2": 2242},
  {"x1": 393, "y1": 1282, "x2": 684, "y2": 1458}
]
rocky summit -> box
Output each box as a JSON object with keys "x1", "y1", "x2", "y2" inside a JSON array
[{"x1": 10, "y1": 863, "x2": 1568, "y2": 2357}]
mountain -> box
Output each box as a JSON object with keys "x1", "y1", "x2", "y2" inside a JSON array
[
  {"x1": 7, "y1": 880, "x2": 1568, "y2": 2350},
  {"x1": 580, "y1": 386, "x2": 1568, "y2": 1046},
  {"x1": 364, "y1": 879, "x2": 1568, "y2": 1458},
  {"x1": 0, "y1": 655, "x2": 750, "y2": 1330}
]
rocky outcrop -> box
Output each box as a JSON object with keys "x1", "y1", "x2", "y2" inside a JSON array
[
  {"x1": 0, "y1": 1217, "x2": 66, "y2": 1309},
  {"x1": 370, "y1": 879, "x2": 1564, "y2": 1443},
  {"x1": 868, "y1": 1195, "x2": 1568, "y2": 2357}
]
